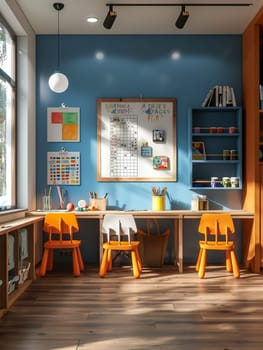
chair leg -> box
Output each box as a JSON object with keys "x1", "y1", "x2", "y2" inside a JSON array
[
  {"x1": 47, "y1": 248, "x2": 54, "y2": 271},
  {"x1": 39, "y1": 248, "x2": 49, "y2": 277},
  {"x1": 225, "y1": 250, "x2": 233, "y2": 272},
  {"x1": 76, "y1": 247, "x2": 84, "y2": 271},
  {"x1": 99, "y1": 248, "x2": 110, "y2": 277},
  {"x1": 106, "y1": 249, "x2": 112, "y2": 271},
  {"x1": 72, "y1": 248, "x2": 81, "y2": 277},
  {"x1": 198, "y1": 248, "x2": 206, "y2": 279},
  {"x1": 195, "y1": 248, "x2": 202, "y2": 272},
  {"x1": 230, "y1": 249, "x2": 240, "y2": 278},
  {"x1": 135, "y1": 247, "x2": 142, "y2": 273},
  {"x1": 131, "y1": 250, "x2": 141, "y2": 278}
]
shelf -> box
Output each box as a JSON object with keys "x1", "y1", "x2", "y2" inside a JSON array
[
  {"x1": 190, "y1": 187, "x2": 242, "y2": 190},
  {"x1": 190, "y1": 107, "x2": 242, "y2": 190},
  {"x1": 192, "y1": 160, "x2": 239, "y2": 164},
  {"x1": 0, "y1": 217, "x2": 42, "y2": 318},
  {"x1": 192, "y1": 133, "x2": 239, "y2": 137}
]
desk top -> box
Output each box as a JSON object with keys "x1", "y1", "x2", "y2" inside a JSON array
[
  {"x1": 28, "y1": 210, "x2": 254, "y2": 219},
  {"x1": 0, "y1": 216, "x2": 43, "y2": 235}
]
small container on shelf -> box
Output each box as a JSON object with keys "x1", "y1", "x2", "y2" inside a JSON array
[
  {"x1": 222, "y1": 177, "x2": 231, "y2": 188},
  {"x1": 209, "y1": 127, "x2": 217, "y2": 134},
  {"x1": 230, "y1": 149, "x2": 238, "y2": 160},
  {"x1": 230, "y1": 177, "x2": 239, "y2": 188},
  {"x1": 210, "y1": 177, "x2": 219, "y2": 188},
  {"x1": 228, "y1": 126, "x2": 237, "y2": 134},
  {"x1": 8, "y1": 275, "x2": 19, "y2": 295},
  {"x1": 223, "y1": 149, "x2": 230, "y2": 160},
  {"x1": 193, "y1": 127, "x2": 201, "y2": 133},
  {"x1": 18, "y1": 261, "x2": 31, "y2": 285}
]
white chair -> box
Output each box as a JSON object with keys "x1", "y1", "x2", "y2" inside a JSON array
[{"x1": 99, "y1": 214, "x2": 142, "y2": 278}]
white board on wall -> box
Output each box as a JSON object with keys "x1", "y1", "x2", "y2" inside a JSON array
[{"x1": 97, "y1": 98, "x2": 177, "y2": 182}]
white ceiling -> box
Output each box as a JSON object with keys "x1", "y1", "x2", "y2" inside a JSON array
[{"x1": 12, "y1": 0, "x2": 263, "y2": 35}]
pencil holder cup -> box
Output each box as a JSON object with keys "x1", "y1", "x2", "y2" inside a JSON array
[
  {"x1": 42, "y1": 196, "x2": 51, "y2": 210},
  {"x1": 152, "y1": 195, "x2": 165, "y2": 211},
  {"x1": 89, "y1": 198, "x2": 106, "y2": 210}
]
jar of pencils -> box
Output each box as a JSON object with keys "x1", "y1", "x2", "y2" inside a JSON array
[
  {"x1": 42, "y1": 195, "x2": 51, "y2": 210},
  {"x1": 151, "y1": 187, "x2": 166, "y2": 211}
]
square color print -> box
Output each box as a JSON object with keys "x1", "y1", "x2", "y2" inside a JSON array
[
  {"x1": 47, "y1": 107, "x2": 80, "y2": 142},
  {"x1": 47, "y1": 151, "x2": 80, "y2": 185}
]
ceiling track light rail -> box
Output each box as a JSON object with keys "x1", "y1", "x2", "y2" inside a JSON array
[
  {"x1": 104, "y1": 2, "x2": 253, "y2": 30},
  {"x1": 105, "y1": 3, "x2": 253, "y2": 7}
]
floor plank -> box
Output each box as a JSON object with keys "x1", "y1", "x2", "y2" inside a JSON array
[{"x1": 0, "y1": 264, "x2": 263, "y2": 349}]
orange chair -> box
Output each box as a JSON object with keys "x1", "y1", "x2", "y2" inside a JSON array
[
  {"x1": 195, "y1": 213, "x2": 240, "y2": 279},
  {"x1": 39, "y1": 212, "x2": 84, "y2": 277},
  {"x1": 99, "y1": 214, "x2": 142, "y2": 278}
]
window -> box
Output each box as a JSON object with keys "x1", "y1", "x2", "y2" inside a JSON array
[{"x1": 0, "y1": 16, "x2": 16, "y2": 210}]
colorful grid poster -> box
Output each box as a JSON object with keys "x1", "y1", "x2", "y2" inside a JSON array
[
  {"x1": 97, "y1": 98, "x2": 176, "y2": 181},
  {"x1": 47, "y1": 107, "x2": 80, "y2": 142},
  {"x1": 47, "y1": 151, "x2": 80, "y2": 185}
]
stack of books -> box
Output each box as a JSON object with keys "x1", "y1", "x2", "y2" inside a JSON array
[{"x1": 202, "y1": 85, "x2": 237, "y2": 107}]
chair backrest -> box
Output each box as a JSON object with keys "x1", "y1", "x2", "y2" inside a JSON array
[
  {"x1": 43, "y1": 212, "x2": 79, "y2": 241},
  {"x1": 198, "y1": 213, "x2": 235, "y2": 244},
  {"x1": 102, "y1": 214, "x2": 137, "y2": 243}
]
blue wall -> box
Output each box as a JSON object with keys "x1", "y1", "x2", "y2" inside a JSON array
[{"x1": 36, "y1": 34, "x2": 242, "y2": 211}]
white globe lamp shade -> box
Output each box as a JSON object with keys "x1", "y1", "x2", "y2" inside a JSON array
[{"x1": 48, "y1": 72, "x2": 69, "y2": 93}]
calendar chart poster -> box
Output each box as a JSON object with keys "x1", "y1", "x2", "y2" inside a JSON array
[
  {"x1": 97, "y1": 98, "x2": 177, "y2": 182},
  {"x1": 47, "y1": 107, "x2": 80, "y2": 142},
  {"x1": 47, "y1": 151, "x2": 80, "y2": 185}
]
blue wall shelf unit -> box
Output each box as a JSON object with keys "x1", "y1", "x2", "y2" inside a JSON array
[{"x1": 189, "y1": 107, "x2": 242, "y2": 190}]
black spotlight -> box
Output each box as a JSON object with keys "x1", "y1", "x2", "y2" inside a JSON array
[
  {"x1": 103, "y1": 5, "x2": 117, "y2": 29},
  {"x1": 175, "y1": 5, "x2": 189, "y2": 29}
]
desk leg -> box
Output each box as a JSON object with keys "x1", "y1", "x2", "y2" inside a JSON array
[
  {"x1": 173, "y1": 219, "x2": 178, "y2": 268},
  {"x1": 173, "y1": 217, "x2": 183, "y2": 273},
  {"x1": 99, "y1": 217, "x2": 103, "y2": 263},
  {"x1": 178, "y1": 217, "x2": 183, "y2": 273}
]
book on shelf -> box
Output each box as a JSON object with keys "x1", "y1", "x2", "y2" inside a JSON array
[
  {"x1": 230, "y1": 87, "x2": 237, "y2": 107},
  {"x1": 201, "y1": 85, "x2": 237, "y2": 107},
  {"x1": 201, "y1": 88, "x2": 213, "y2": 107}
]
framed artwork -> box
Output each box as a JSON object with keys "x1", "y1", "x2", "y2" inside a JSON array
[
  {"x1": 153, "y1": 129, "x2": 165, "y2": 142},
  {"x1": 192, "y1": 142, "x2": 206, "y2": 160},
  {"x1": 47, "y1": 107, "x2": 80, "y2": 142},
  {"x1": 97, "y1": 98, "x2": 177, "y2": 181},
  {"x1": 47, "y1": 150, "x2": 80, "y2": 185},
  {"x1": 141, "y1": 145, "x2": 152, "y2": 157}
]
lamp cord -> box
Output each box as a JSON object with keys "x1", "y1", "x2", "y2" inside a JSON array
[{"x1": 57, "y1": 9, "x2": 60, "y2": 71}]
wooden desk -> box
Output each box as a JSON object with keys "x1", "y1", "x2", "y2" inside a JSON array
[{"x1": 29, "y1": 210, "x2": 254, "y2": 273}]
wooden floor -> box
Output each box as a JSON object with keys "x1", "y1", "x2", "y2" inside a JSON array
[{"x1": 1, "y1": 264, "x2": 263, "y2": 350}]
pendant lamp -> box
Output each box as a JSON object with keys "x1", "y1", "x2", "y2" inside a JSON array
[{"x1": 48, "y1": 2, "x2": 69, "y2": 93}]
